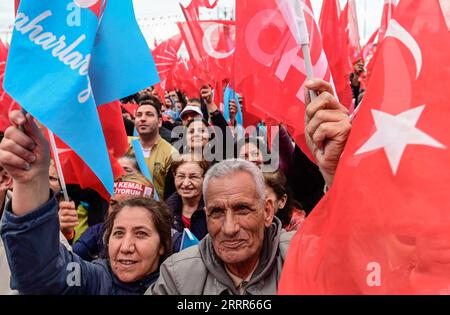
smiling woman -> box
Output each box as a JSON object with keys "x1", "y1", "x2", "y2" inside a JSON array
[
  {"x1": 2, "y1": 194, "x2": 173, "y2": 294},
  {"x1": 166, "y1": 154, "x2": 210, "y2": 245},
  {"x1": 104, "y1": 198, "x2": 173, "y2": 284},
  {"x1": 0, "y1": 110, "x2": 174, "y2": 293}
]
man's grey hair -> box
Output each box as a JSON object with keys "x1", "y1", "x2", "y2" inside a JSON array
[{"x1": 203, "y1": 159, "x2": 266, "y2": 207}]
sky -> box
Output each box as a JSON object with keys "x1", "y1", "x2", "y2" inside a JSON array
[{"x1": 0, "y1": 0, "x2": 384, "y2": 46}]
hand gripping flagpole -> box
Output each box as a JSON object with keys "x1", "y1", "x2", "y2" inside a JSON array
[
  {"x1": 48, "y1": 130, "x2": 70, "y2": 202},
  {"x1": 276, "y1": 0, "x2": 316, "y2": 102}
]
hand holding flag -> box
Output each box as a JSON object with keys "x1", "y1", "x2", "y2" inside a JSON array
[
  {"x1": 3, "y1": 0, "x2": 159, "y2": 196},
  {"x1": 279, "y1": 0, "x2": 450, "y2": 294},
  {"x1": 0, "y1": 110, "x2": 51, "y2": 215},
  {"x1": 303, "y1": 79, "x2": 351, "y2": 188}
]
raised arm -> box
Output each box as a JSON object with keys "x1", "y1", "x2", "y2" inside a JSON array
[
  {"x1": 0, "y1": 111, "x2": 108, "y2": 294},
  {"x1": 0, "y1": 110, "x2": 50, "y2": 215}
]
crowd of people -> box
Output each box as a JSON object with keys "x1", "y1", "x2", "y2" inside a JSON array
[{"x1": 0, "y1": 75, "x2": 357, "y2": 295}]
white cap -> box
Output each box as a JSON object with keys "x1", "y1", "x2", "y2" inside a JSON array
[{"x1": 180, "y1": 105, "x2": 204, "y2": 120}]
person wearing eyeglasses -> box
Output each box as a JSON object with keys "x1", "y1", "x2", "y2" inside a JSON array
[{"x1": 165, "y1": 154, "x2": 210, "y2": 246}]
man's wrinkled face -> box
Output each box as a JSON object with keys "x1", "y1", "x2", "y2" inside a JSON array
[{"x1": 205, "y1": 172, "x2": 274, "y2": 265}]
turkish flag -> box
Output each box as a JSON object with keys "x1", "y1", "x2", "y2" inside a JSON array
[
  {"x1": 180, "y1": 0, "x2": 219, "y2": 21},
  {"x1": 344, "y1": 0, "x2": 361, "y2": 63},
  {"x1": 152, "y1": 34, "x2": 183, "y2": 91},
  {"x1": 320, "y1": 0, "x2": 353, "y2": 108},
  {"x1": 235, "y1": 0, "x2": 334, "y2": 160},
  {"x1": 342, "y1": 0, "x2": 361, "y2": 64},
  {"x1": 173, "y1": 57, "x2": 201, "y2": 98},
  {"x1": 177, "y1": 20, "x2": 235, "y2": 84},
  {"x1": 378, "y1": 0, "x2": 397, "y2": 43},
  {"x1": 279, "y1": 0, "x2": 450, "y2": 294}
]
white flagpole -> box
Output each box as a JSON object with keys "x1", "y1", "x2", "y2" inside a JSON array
[
  {"x1": 48, "y1": 130, "x2": 70, "y2": 202},
  {"x1": 276, "y1": 0, "x2": 316, "y2": 101}
]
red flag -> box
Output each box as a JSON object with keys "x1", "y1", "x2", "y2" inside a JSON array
[
  {"x1": 362, "y1": 28, "x2": 379, "y2": 62},
  {"x1": 97, "y1": 101, "x2": 129, "y2": 158},
  {"x1": 320, "y1": 0, "x2": 353, "y2": 108},
  {"x1": 0, "y1": 42, "x2": 20, "y2": 132},
  {"x1": 152, "y1": 35, "x2": 183, "y2": 91},
  {"x1": 51, "y1": 139, "x2": 125, "y2": 202},
  {"x1": 177, "y1": 20, "x2": 235, "y2": 84},
  {"x1": 342, "y1": 0, "x2": 362, "y2": 63},
  {"x1": 180, "y1": 0, "x2": 219, "y2": 20},
  {"x1": 279, "y1": 0, "x2": 450, "y2": 294},
  {"x1": 121, "y1": 103, "x2": 139, "y2": 118},
  {"x1": 235, "y1": 0, "x2": 335, "y2": 159},
  {"x1": 361, "y1": 28, "x2": 380, "y2": 85},
  {"x1": 378, "y1": 0, "x2": 397, "y2": 42},
  {"x1": 15, "y1": 0, "x2": 20, "y2": 15},
  {"x1": 173, "y1": 57, "x2": 201, "y2": 98}
]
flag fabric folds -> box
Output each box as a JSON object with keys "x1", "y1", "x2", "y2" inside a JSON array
[
  {"x1": 3, "y1": 0, "x2": 159, "y2": 195},
  {"x1": 319, "y1": 0, "x2": 353, "y2": 108},
  {"x1": 235, "y1": 0, "x2": 334, "y2": 159},
  {"x1": 279, "y1": 0, "x2": 450, "y2": 294},
  {"x1": 180, "y1": 0, "x2": 219, "y2": 21},
  {"x1": 0, "y1": 42, "x2": 19, "y2": 132},
  {"x1": 177, "y1": 19, "x2": 235, "y2": 85},
  {"x1": 378, "y1": 0, "x2": 398, "y2": 43},
  {"x1": 152, "y1": 35, "x2": 183, "y2": 91}
]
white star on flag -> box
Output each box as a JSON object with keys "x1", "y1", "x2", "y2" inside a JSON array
[{"x1": 355, "y1": 105, "x2": 446, "y2": 175}]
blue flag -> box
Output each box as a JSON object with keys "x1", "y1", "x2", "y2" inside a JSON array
[
  {"x1": 180, "y1": 228, "x2": 200, "y2": 251},
  {"x1": 223, "y1": 85, "x2": 243, "y2": 126},
  {"x1": 131, "y1": 139, "x2": 160, "y2": 201},
  {"x1": 3, "y1": 0, "x2": 160, "y2": 195}
]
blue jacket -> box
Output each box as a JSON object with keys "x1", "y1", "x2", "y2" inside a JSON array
[
  {"x1": 73, "y1": 223, "x2": 105, "y2": 262},
  {"x1": 0, "y1": 193, "x2": 158, "y2": 295}
]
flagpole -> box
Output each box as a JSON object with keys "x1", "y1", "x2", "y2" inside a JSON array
[
  {"x1": 277, "y1": 0, "x2": 316, "y2": 101},
  {"x1": 48, "y1": 130, "x2": 70, "y2": 202},
  {"x1": 296, "y1": 2, "x2": 316, "y2": 102}
]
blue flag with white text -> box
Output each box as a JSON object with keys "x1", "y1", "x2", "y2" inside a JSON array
[
  {"x1": 223, "y1": 85, "x2": 243, "y2": 126},
  {"x1": 3, "y1": 0, "x2": 160, "y2": 195}
]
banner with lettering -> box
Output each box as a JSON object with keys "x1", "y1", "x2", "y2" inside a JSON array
[
  {"x1": 3, "y1": 0, "x2": 159, "y2": 195},
  {"x1": 235, "y1": 0, "x2": 334, "y2": 159}
]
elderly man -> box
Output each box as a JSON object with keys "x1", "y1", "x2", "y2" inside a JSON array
[{"x1": 147, "y1": 159, "x2": 295, "y2": 295}]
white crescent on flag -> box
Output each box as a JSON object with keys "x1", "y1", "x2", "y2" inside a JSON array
[
  {"x1": 385, "y1": 19, "x2": 423, "y2": 79},
  {"x1": 202, "y1": 24, "x2": 235, "y2": 59}
]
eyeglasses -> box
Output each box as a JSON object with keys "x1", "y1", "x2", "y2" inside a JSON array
[{"x1": 175, "y1": 173, "x2": 203, "y2": 183}]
